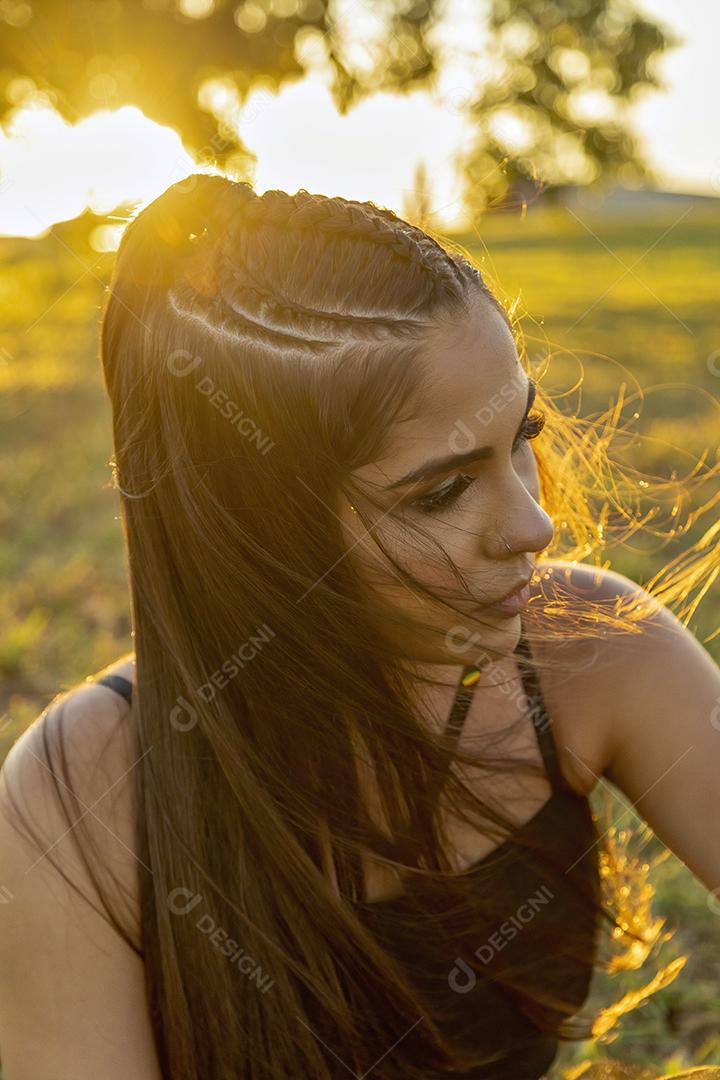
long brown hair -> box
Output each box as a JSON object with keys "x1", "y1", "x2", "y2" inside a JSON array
[{"x1": 4, "y1": 173, "x2": 719, "y2": 1077}]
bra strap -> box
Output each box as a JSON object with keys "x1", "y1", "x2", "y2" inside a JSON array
[{"x1": 95, "y1": 673, "x2": 134, "y2": 706}]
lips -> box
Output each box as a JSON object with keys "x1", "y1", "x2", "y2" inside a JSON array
[{"x1": 487, "y1": 577, "x2": 533, "y2": 615}]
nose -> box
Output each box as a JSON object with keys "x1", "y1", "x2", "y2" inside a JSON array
[{"x1": 483, "y1": 475, "x2": 555, "y2": 562}]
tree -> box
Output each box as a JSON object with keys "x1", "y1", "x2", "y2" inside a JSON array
[
  {"x1": 402, "y1": 159, "x2": 433, "y2": 230},
  {"x1": 0, "y1": 0, "x2": 677, "y2": 221},
  {"x1": 0, "y1": 0, "x2": 439, "y2": 180},
  {"x1": 458, "y1": 0, "x2": 680, "y2": 219}
]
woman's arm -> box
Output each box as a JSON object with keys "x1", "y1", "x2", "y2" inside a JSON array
[
  {"x1": 0, "y1": 689, "x2": 164, "y2": 1079},
  {"x1": 600, "y1": 584, "x2": 720, "y2": 895}
]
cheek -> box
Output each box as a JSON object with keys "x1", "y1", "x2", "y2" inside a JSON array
[
  {"x1": 338, "y1": 505, "x2": 441, "y2": 596},
  {"x1": 382, "y1": 454, "x2": 544, "y2": 604}
]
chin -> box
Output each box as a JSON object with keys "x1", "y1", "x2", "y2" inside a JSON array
[
  {"x1": 473, "y1": 620, "x2": 524, "y2": 667},
  {"x1": 435, "y1": 610, "x2": 524, "y2": 669}
]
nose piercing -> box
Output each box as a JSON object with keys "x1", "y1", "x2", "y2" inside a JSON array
[{"x1": 349, "y1": 503, "x2": 359, "y2": 514}]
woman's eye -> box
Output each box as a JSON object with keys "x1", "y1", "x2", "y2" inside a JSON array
[
  {"x1": 410, "y1": 409, "x2": 546, "y2": 517},
  {"x1": 412, "y1": 473, "x2": 475, "y2": 515}
]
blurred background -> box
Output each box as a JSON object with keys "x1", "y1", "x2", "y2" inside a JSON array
[{"x1": 0, "y1": 0, "x2": 718, "y2": 1074}]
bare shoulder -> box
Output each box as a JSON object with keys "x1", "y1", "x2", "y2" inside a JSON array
[
  {"x1": 0, "y1": 651, "x2": 143, "y2": 946},
  {"x1": 94, "y1": 649, "x2": 136, "y2": 690},
  {"x1": 529, "y1": 557, "x2": 672, "y2": 795},
  {"x1": 0, "y1": 655, "x2": 162, "y2": 1077}
]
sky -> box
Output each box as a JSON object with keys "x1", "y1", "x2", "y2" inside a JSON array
[{"x1": 0, "y1": 0, "x2": 717, "y2": 242}]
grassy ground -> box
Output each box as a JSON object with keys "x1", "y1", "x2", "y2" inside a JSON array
[{"x1": 0, "y1": 198, "x2": 718, "y2": 1074}]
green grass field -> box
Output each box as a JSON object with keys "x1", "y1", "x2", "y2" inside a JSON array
[{"x1": 0, "y1": 198, "x2": 718, "y2": 1075}]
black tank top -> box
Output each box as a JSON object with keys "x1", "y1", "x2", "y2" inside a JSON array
[{"x1": 95, "y1": 632, "x2": 600, "y2": 1079}]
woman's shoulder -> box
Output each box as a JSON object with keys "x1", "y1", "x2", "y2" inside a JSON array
[
  {"x1": 530, "y1": 557, "x2": 664, "y2": 794},
  {"x1": 1, "y1": 650, "x2": 140, "y2": 798},
  {"x1": 0, "y1": 659, "x2": 161, "y2": 1076},
  {"x1": 0, "y1": 652, "x2": 144, "y2": 948},
  {"x1": 93, "y1": 650, "x2": 136, "y2": 693},
  {"x1": 534, "y1": 556, "x2": 643, "y2": 605},
  {"x1": 5, "y1": 649, "x2": 140, "y2": 791}
]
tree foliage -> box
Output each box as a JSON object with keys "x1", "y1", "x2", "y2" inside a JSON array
[
  {"x1": 0, "y1": 0, "x2": 439, "y2": 176},
  {"x1": 461, "y1": 0, "x2": 680, "y2": 216},
  {"x1": 0, "y1": 0, "x2": 678, "y2": 218}
]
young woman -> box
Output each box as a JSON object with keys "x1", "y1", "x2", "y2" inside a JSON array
[{"x1": 0, "y1": 174, "x2": 718, "y2": 1080}]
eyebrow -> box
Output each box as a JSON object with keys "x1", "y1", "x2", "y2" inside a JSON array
[{"x1": 385, "y1": 377, "x2": 537, "y2": 492}]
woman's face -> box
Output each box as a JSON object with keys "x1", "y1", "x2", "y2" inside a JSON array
[{"x1": 338, "y1": 292, "x2": 555, "y2": 669}]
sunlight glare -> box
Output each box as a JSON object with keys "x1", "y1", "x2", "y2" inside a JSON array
[{"x1": 0, "y1": 104, "x2": 195, "y2": 239}]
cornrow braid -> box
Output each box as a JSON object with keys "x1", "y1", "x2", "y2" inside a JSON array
[
  {"x1": 235, "y1": 187, "x2": 423, "y2": 267},
  {"x1": 223, "y1": 189, "x2": 471, "y2": 338},
  {"x1": 333, "y1": 191, "x2": 487, "y2": 302},
  {"x1": 140, "y1": 173, "x2": 479, "y2": 300},
  {"x1": 116, "y1": 173, "x2": 260, "y2": 294},
  {"x1": 139, "y1": 174, "x2": 257, "y2": 253},
  {"x1": 235, "y1": 187, "x2": 458, "y2": 281},
  {"x1": 138, "y1": 173, "x2": 477, "y2": 299},
  {"x1": 135, "y1": 172, "x2": 500, "y2": 326},
  {"x1": 340, "y1": 194, "x2": 478, "y2": 296}
]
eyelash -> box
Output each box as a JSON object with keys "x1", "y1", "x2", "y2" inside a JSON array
[{"x1": 411, "y1": 410, "x2": 546, "y2": 516}]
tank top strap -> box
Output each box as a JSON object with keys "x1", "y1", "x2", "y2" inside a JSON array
[
  {"x1": 513, "y1": 629, "x2": 569, "y2": 794},
  {"x1": 95, "y1": 673, "x2": 134, "y2": 706},
  {"x1": 443, "y1": 664, "x2": 482, "y2": 742}
]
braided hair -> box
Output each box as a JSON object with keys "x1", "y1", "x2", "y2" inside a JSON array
[{"x1": 125, "y1": 172, "x2": 505, "y2": 327}]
